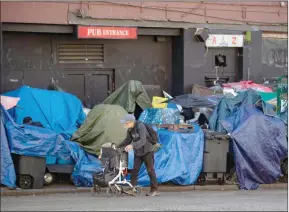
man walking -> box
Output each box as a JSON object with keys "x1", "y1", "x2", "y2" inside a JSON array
[{"x1": 117, "y1": 114, "x2": 159, "y2": 196}]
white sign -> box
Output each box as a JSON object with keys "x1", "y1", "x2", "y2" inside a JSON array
[{"x1": 206, "y1": 34, "x2": 244, "y2": 47}]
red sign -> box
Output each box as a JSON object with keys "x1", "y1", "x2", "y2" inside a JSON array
[{"x1": 77, "y1": 26, "x2": 137, "y2": 39}]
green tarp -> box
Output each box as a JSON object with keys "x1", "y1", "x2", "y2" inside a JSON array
[
  {"x1": 258, "y1": 91, "x2": 277, "y2": 102},
  {"x1": 71, "y1": 104, "x2": 128, "y2": 156},
  {"x1": 103, "y1": 80, "x2": 151, "y2": 113}
]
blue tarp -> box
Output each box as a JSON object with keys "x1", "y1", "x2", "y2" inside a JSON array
[
  {"x1": 139, "y1": 108, "x2": 181, "y2": 124},
  {"x1": 221, "y1": 105, "x2": 288, "y2": 190},
  {"x1": 3, "y1": 85, "x2": 86, "y2": 139},
  {"x1": 128, "y1": 124, "x2": 204, "y2": 186},
  {"x1": 1, "y1": 86, "x2": 103, "y2": 188},
  {"x1": 210, "y1": 89, "x2": 276, "y2": 132},
  {"x1": 0, "y1": 114, "x2": 16, "y2": 188},
  {"x1": 3, "y1": 86, "x2": 86, "y2": 164}
]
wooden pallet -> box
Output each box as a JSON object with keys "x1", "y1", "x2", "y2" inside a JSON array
[{"x1": 157, "y1": 124, "x2": 194, "y2": 132}]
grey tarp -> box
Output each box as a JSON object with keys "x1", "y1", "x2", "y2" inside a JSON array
[
  {"x1": 166, "y1": 94, "x2": 221, "y2": 108},
  {"x1": 71, "y1": 104, "x2": 128, "y2": 156},
  {"x1": 103, "y1": 80, "x2": 151, "y2": 113}
]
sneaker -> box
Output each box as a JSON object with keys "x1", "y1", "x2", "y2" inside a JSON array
[{"x1": 146, "y1": 191, "x2": 160, "y2": 196}]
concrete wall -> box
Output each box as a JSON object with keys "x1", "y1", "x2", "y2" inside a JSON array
[
  {"x1": 2, "y1": 1, "x2": 287, "y2": 27},
  {"x1": 242, "y1": 31, "x2": 263, "y2": 83},
  {"x1": 3, "y1": 30, "x2": 286, "y2": 100},
  {"x1": 173, "y1": 28, "x2": 245, "y2": 93},
  {"x1": 2, "y1": 32, "x2": 172, "y2": 99},
  {"x1": 172, "y1": 29, "x2": 283, "y2": 94},
  {"x1": 261, "y1": 37, "x2": 288, "y2": 79}
]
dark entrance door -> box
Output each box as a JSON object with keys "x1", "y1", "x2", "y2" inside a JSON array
[
  {"x1": 59, "y1": 69, "x2": 114, "y2": 108},
  {"x1": 85, "y1": 71, "x2": 114, "y2": 108}
]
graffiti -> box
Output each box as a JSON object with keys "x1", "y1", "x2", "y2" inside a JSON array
[{"x1": 266, "y1": 48, "x2": 288, "y2": 69}]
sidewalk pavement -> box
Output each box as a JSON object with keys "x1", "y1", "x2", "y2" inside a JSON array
[{"x1": 1, "y1": 183, "x2": 287, "y2": 197}]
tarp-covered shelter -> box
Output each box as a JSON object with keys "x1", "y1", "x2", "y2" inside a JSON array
[
  {"x1": 102, "y1": 80, "x2": 151, "y2": 118},
  {"x1": 72, "y1": 104, "x2": 128, "y2": 156},
  {"x1": 1, "y1": 102, "x2": 103, "y2": 188},
  {"x1": 209, "y1": 89, "x2": 276, "y2": 132},
  {"x1": 128, "y1": 123, "x2": 204, "y2": 186},
  {"x1": 3, "y1": 85, "x2": 85, "y2": 139},
  {"x1": 0, "y1": 114, "x2": 16, "y2": 189},
  {"x1": 221, "y1": 105, "x2": 287, "y2": 190}
]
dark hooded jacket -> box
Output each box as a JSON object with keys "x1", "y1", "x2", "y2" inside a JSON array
[{"x1": 117, "y1": 121, "x2": 154, "y2": 157}]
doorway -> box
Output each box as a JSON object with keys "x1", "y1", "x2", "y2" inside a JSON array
[{"x1": 58, "y1": 69, "x2": 115, "y2": 108}]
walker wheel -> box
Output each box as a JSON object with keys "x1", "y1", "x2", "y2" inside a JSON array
[
  {"x1": 116, "y1": 185, "x2": 124, "y2": 195},
  {"x1": 106, "y1": 186, "x2": 117, "y2": 198},
  {"x1": 132, "y1": 186, "x2": 142, "y2": 197},
  {"x1": 91, "y1": 185, "x2": 101, "y2": 197}
]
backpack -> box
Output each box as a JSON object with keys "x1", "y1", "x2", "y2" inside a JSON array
[{"x1": 143, "y1": 123, "x2": 158, "y2": 145}]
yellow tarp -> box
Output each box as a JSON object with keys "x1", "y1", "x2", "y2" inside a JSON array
[{"x1": 152, "y1": 96, "x2": 168, "y2": 108}]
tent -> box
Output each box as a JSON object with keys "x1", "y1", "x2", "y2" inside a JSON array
[
  {"x1": 72, "y1": 104, "x2": 128, "y2": 156},
  {"x1": 103, "y1": 80, "x2": 151, "y2": 118}
]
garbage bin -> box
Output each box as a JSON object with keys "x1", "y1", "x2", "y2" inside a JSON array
[
  {"x1": 12, "y1": 154, "x2": 46, "y2": 189},
  {"x1": 198, "y1": 130, "x2": 230, "y2": 185}
]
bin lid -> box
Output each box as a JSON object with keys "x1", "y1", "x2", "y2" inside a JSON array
[{"x1": 203, "y1": 130, "x2": 230, "y2": 140}]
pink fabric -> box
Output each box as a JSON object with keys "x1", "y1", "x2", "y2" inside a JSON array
[
  {"x1": 222, "y1": 81, "x2": 273, "y2": 92},
  {"x1": 1, "y1": 96, "x2": 20, "y2": 110}
]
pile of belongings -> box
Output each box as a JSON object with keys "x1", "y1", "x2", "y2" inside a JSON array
[
  {"x1": 209, "y1": 89, "x2": 287, "y2": 190},
  {"x1": 0, "y1": 86, "x2": 103, "y2": 188},
  {"x1": 73, "y1": 80, "x2": 152, "y2": 156},
  {"x1": 1, "y1": 83, "x2": 208, "y2": 188},
  {"x1": 151, "y1": 88, "x2": 223, "y2": 127},
  {"x1": 222, "y1": 80, "x2": 273, "y2": 93},
  {"x1": 128, "y1": 108, "x2": 204, "y2": 186},
  {"x1": 2, "y1": 78, "x2": 286, "y2": 191},
  {"x1": 187, "y1": 81, "x2": 287, "y2": 190}
]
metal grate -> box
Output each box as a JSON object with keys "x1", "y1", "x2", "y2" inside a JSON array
[{"x1": 57, "y1": 43, "x2": 104, "y2": 64}]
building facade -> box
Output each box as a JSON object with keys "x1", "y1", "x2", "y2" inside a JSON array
[{"x1": 1, "y1": 1, "x2": 287, "y2": 107}]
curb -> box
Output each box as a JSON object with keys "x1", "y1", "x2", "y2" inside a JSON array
[{"x1": 1, "y1": 183, "x2": 287, "y2": 197}]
